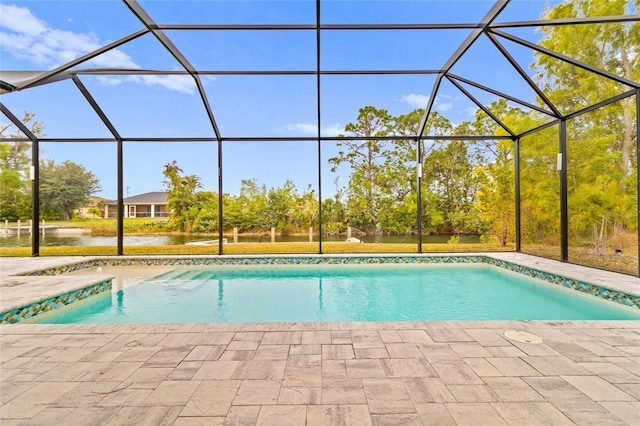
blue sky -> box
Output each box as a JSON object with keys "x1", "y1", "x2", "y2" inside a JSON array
[{"x1": 0, "y1": 0, "x2": 563, "y2": 199}]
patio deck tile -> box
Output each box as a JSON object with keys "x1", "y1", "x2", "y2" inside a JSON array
[{"x1": 2, "y1": 254, "x2": 640, "y2": 424}]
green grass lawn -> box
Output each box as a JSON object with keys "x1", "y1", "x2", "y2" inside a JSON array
[{"x1": 0, "y1": 242, "x2": 514, "y2": 257}]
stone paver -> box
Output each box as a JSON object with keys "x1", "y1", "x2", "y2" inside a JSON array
[
  {"x1": 1, "y1": 255, "x2": 640, "y2": 424},
  {"x1": 0, "y1": 321, "x2": 639, "y2": 424}
]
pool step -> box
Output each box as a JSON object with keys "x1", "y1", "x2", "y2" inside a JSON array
[{"x1": 149, "y1": 269, "x2": 215, "y2": 282}]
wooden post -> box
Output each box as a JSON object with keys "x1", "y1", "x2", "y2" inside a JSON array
[
  {"x1": 42, "y1": 219, "x2": 45, "y2": 237},
  {"x1": 309, "y1": 227, "x2": 313, "y2": 242},
  {"x1": 347, "y1": 227, "x2": 352, "y2": 240},
  {"x1": 271, "y1": 227, "x2": 275, "y2": 243},
  {"x1": 29, "y1": 219, "x2": 32, "y2": 235},
  {"x1": 233, "y1": 227, "x2": 238, "y2": 244},
  {"x1": 17, "y1": 219, "x2": 21, "y2": 237}
]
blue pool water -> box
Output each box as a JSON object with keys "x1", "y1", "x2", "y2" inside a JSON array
[{"x1": 34, "y1": 264, "x2": 640, "y2": 323}]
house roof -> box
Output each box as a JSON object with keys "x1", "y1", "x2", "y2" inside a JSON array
[{"x1": 104, "y1": 191, "x2": 167, "y2": 205}]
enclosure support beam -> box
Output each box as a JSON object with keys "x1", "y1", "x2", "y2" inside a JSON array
[
  {"x1": 0, "y1": 103, "x2": 40, "y2": 256},
  {"x1": 636, "y1": 90, "x2": 640, "y2": 277},
  {"x1": 117, "y1": 141, "x2": 124, "y2": 255},
  {"x1": 514, "y1": 137, "x2": 521, "y2": 252},
  {"x1": 315, "y1": 0, "x2": 323, "y2": 254},
  {"x1": 71, "y1": 75, "x2": 125, "y2": 255},
  {"x1": 417, "y1": 139, "x2": 423, "y2": 253},
  {"x1": 559, "y1": 120, "x2": 568, "y2": 262},
  {"x1": 218, "y1": 141, "x2": 223, "y2": 256},
  {"x1": 32, "y1": 140, "x2": 39, "y2": 256}
]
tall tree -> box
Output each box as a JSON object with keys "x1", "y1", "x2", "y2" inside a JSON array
[
  {"x1": 162, "y1": 161, "x2": 202, "y2": 232},
  {"x1": 534, "y1": 0, "x2": 639, "y2": 251},
  {"x1": 329, "y1": 106, "x2": 392, "y2": 231},
  {"x1": 384, "y1": 110, "x2": 454, "y2": 234},
  {"x1": 39, "y1": 159, "x2": 101, "y2": 220},
  {"x1": 535, "y1": 0, "x2": 638, "y2": 175}
]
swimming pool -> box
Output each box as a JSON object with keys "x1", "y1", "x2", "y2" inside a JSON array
[{"x1": 32, "y1": 263, "x2": 640, "y2": 323}]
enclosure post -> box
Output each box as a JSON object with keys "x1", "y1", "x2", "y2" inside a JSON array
[
  {"x1": 636, "y1": 90, "x2": 640, "y2": 277},
  {"x1": 31, "y1": 139, "x2": 39, "y2": 256},
  {"x1": 309, "y1": 227, "x2": 313, "y2": 242},
  {"x1": 42, "y1": 219, "x2": 45, "y2": 237},
  {"x1": 347, "y1": 227, "x2": 352, "y2": 240},
  {"x1": 514, "y1": 137, "x2": 521, "y2": 252},
  {"x1": 416, "y1": 138, "x2": 423, "y2": 253},
  {"x1": 117, "y1": 140, "x2": 124, "y2": 255},
  {"x1": 233, "y1": 227, "x2": 238, "y2": 244},
  {"x1": 271, "y1": 227, "x2": 275, "y2": 243},
  {"x1": 218, "y1": 140, "x2": 224, "y2": 255},
  {"x1": 17, "y1": 220, "x2": 21, "y2": 238},
  {"x1": 559, "y1": 119, "x2": 568, "y2": 262},
  {"x1": 315, "y1": 0, "x2": 323, "y2": 255}
]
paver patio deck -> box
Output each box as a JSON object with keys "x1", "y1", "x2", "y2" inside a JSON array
[{"x1": 1, "y1": 255, "x2": 640, "y2": 425}]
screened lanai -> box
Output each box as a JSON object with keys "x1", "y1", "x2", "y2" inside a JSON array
[{"x1": 1, "y1": 0, "x2": 639, "y2": 275}]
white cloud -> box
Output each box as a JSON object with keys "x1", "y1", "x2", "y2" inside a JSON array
[
  {"x1": 0, "y1": 4, "x2": 46, "y2": 35},
  {"x1": 0, "y1": 3, "x2": 194, "y2": 94},
  {"x1": 284, "y1": 123, "x2": 344, "y2": 137},
  {"x1": 321, "y1": 124, "x2": 343, "y2": 137},
  {"x1": 131, "y1": 75, "x2": 195, "y2": 95},
  {"x1": 95, "y1": 76, "x2": 123, "y2": 86},
  {"x1": 399, "y1": 93, "x2": 430, "y2": 108},
  {"x1": 436, "y1": 102, "x2": 453, "y2": 112},
  {"x1": 285, "y1": 123, "x2": 317, "y2": 134}
]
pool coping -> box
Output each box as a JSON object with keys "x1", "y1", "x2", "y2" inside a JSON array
[
  {"x1": 0, "y1": 277, "x2": 113, "y2": 324},
  {"x1": 1, "y1": 253, "x2": 639, "y2": 324}
]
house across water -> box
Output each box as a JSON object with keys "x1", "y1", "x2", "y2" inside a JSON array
[{"x1": 103, "y1": 192, "x2": 169, "y2": 219}]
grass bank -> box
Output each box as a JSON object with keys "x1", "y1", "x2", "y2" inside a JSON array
[{"x1": 0, "y1": 242, "x2": 513, "y2": 257}]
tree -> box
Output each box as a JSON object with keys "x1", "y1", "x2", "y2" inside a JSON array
[
  {"x1": 162, "y1": 161, "x2": 202, "y2": 232},
  {"x1": 329, "y1": 106, "x2": 392, "y2": 231},
  {"x1": 0, "y1": 111, "x2": 44, "y2": 220},
  {"x1": 535, "y1": 0, "x2": 638, "y2": 175},
  {"x1": 424, "y1": 140, "x2": 480, "y2": 234},
  {"x1": 224, "y1": 179, "x2": 268, "y2": 232},
  {"x1": 39, "y1": 159, "x2": 101, "y2": 220},
  {"x1": 390, "y1": 110, "x2": 454, "y2": 234},
  {"x1": 458, "y1": 101, "x2": 521, "y2": 245},
  {"x1": 533, "y1": 0, "x2": 639, "y2": 253}
]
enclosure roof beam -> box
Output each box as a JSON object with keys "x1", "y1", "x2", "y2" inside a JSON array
[
  {"x1": 68, "y1": 69, "x2": 444, "y2": 76},
  {"x1": 562, "y1": 89, "x2": 637, "y2": 121},
  {"x1": 0, "y1": 80, "x2": 17, "y2": 94},
  {"x1": 447, "y1": 73, "x2": 555, "y2": 116},
  {"x1": 71, "y1": 76, "x2": 122, "y2": 141},
  {"x1": 485, "y1": 32, "x2": 562, "y2": 117},
  {"x1": 516, "y1": 118, "x2": 560, "y2": 139},
  {"x1": 17, "y1": 29, "x2": 148, "y2": 91},
  {"x1": 123, "y1": 0, "x2": 223, "y2": 141},
  {"x1": 0, "y1": 103, "x2": 39, "y2": 142},
  {"x1": 490, "y1": 28, "x2": 640, "y2": 89},
  {"x1": 441, "y1": 0, "x2": 510, "y2": 72},
  {"x1": 157, "y1": 23, "x2": 484, "y2": 30},
  {"x1": 491, "y1": 13, "x2": 640, "y2": 28},
  {"x1": 28, "y1": 134, "x2": 515, "y2": 143},
  {"x1": 417, "y1": 74, "x2": 444, "y2": 137},
  {"x1": 446, "y1": 75, "x2": 517, "y2": 138},
  {"x1": 418, "y1": 0, "x2": 510, "y2": 139}
]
